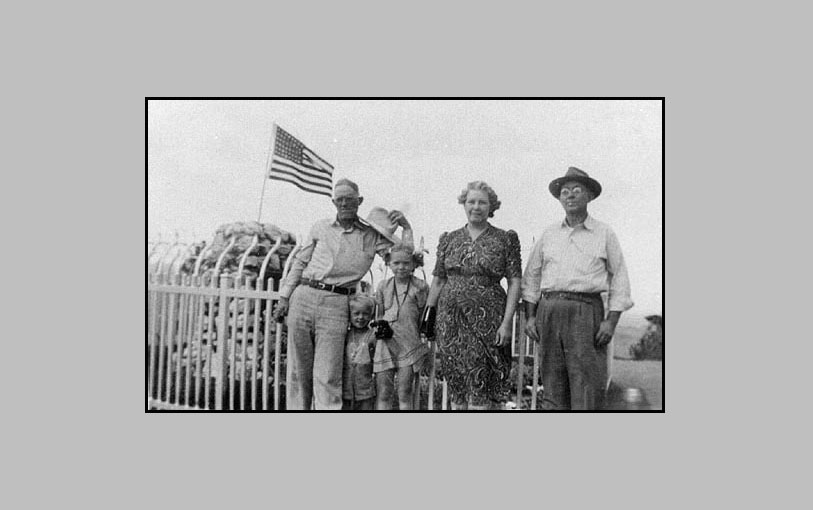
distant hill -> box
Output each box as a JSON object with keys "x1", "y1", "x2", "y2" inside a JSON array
[{"x1": 613, "y1": 316, "x2": 649, "y2": 359}]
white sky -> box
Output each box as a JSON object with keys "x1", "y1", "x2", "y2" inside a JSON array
[{"x1": 148, "y1": 99, "x2": 662, "y2": 318}]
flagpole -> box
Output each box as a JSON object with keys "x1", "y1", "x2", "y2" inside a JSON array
[{"x1": 257, "y1": 123, "x2": 278, "y2": 222}]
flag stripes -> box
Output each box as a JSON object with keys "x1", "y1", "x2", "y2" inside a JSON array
[
  {"x1": 269, "y1": 166, "x2": 332, "y2": 192},
  {"x1": 268, "y1": 126, "x2": 334, "y2": 198},
  {"x1": 271, "y1": 159, "x2": 332, "y2": 185},
  {"x1": 269, "y1": 175, "x2": 333, "y2": 198},
  {"x1": 301, "y1": 148, "x2": 332, "y2": 175}
]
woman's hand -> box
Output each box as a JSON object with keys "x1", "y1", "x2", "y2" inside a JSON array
[{"x1": 495, "y1": 322, "x2": 512, "y2": 347}]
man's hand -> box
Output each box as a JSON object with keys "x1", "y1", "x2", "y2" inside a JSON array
[
  {"x1": 272, "y1": 297, "x2": 289, "y2": 322},
  {"x1": 388, "y1": 210, "x2": 411, "y2": 229},
  {"x1": 525, "y1": 318, "x2": 539, "y2": 343},
  {"x1": 595, "y1": 319, "x2": 616, "y2": 347}
]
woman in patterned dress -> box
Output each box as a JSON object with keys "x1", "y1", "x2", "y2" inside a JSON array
[{"x1": 424, "y1": 181, "x2": 522, "y2": 410}]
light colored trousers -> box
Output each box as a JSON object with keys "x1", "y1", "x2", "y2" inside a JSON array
[{"x1": 285, "y1": 286, "x2": 349, "y2": 410}]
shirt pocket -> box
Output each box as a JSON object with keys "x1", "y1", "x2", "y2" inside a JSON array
[
  {"x1": 571, "y1": 240, "x2": 606, "y2": 275},
  {"x1": 347, "y1": 249, "x2": 375, "y2": 278}
]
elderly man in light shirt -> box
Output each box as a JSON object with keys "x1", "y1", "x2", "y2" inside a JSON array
[
  {"x1": 522, "y1": 167, "x2": 633, "y2": 410},
  {"x1": 273, "y1": 178, "x2": 412, "y2": 410}
]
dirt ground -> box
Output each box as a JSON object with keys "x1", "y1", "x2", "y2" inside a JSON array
[
  {"x1": 609, "y1": 317, "x2": 663, "y2": 410},
  {"x1": 610, "y1": 360, "x2": 662, "y2": 410}
]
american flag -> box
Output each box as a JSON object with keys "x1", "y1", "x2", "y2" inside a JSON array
[{"x1": 267, "y1": 126, "x2": 334, "y2": 198}]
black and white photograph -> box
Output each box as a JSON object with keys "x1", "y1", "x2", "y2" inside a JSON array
[{"x1": 147, "y1": 98, "x2": 663, "y2": 412}]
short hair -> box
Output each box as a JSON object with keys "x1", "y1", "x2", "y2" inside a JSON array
[
  {"x1": 384, "y1": 242, "x2": 424, "y2": 267},
  {"x1": 334, "y1": 178, "x2": 359, "y2": 194},
  {"x1": 457, "y1": 181, "x2": 501, "y2": 217},
  {"x1": 349, "y1": 294, "x2": 375, "y2": 313}
]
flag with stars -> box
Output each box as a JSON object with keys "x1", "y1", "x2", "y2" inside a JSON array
[{"x1": 267, "y1": 126, "x2": 334, "y2": 198}]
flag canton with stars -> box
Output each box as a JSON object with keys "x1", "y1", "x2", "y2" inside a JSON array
[{"x1": 274, "y1": 127, "x2": 305, "y2": 163}]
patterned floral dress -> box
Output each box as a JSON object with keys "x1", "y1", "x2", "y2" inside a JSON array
[{"x1": 433, "y1": 224, "x2": 522, "y2": 406}]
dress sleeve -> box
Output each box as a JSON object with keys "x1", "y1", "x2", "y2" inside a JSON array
[
  {"x1": 432, "y1": 232, "x2": 449, "y2": 278},
  {"x1": 505, "y1": 230, "x2": 522, "y2": 279}
]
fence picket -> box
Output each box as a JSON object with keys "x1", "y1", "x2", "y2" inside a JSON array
[
  {"x1": 204, "y1": 276, "x2": 216, "y2": 409},
  {"x1": 239, "y1": 278, "x2": 250, "y2": 410},
  {"x1": 148, "y1": 275, "x2": 159, "y2": 405},
  {"x1": 274, "y1": 301, "x2": 282, "y2": 410},
  {"x1": 216, "y1": 275, "x2": 230, "y2": 410},
  {"x1": 175, "y1": 274, "x2": 187, "y2": 405},
  {"x1": 515, "y1": 307, "x2": 524, "y2": 408},
  {"x1": 183, "y1": 275, "x2": 196, "y2": 406},
  {"x1": 263, "y1": 288, "x2": 272, "y2": 410},
  {"x1": 252, "y1": 277, "x2": 261, "y2": 411},
  {"x1": 193, "y1": 276, "x2": 205, "y2": 408}
]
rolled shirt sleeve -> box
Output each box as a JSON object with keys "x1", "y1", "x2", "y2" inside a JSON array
[
  {"x1": 521, "y1": 237, "x2": 544, "y2": 304},
  {"x1": 605, "y1": 228, "x2": 634, "y2": 312},
  {"x1": 278, "y1": 226, "x2": 318, "y2": 299}
]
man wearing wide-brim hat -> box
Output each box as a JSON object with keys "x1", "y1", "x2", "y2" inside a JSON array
[
  {"x1": 273, "y1": 178, "x2": 413, "y2": 410},
  {"x1": 521, "y1": 167, "x2": 633, "y2": 410}
]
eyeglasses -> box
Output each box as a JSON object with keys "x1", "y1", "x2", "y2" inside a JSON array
[
  {"x1": 333, "y1": 197, "x2": 360, "y2": 206},
  {"x1": 559, "y1": 186, "x2": 584, "y2": 198}
]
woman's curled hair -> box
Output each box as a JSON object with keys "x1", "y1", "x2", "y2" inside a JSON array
[{"x1": 457, "y1": 181, "x2": 501, "y2": 217}]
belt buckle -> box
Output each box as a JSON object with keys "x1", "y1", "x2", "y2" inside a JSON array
[{"x1": 316, "y1": 282, "x2": 326, "y2": 290}]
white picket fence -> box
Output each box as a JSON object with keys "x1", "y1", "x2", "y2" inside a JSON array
[{"x1": 147, "y1": 239, "x2": 611, "y2": 411}]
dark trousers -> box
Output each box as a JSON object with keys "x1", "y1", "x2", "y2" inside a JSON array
[
  {"x1": 342, "y1": 398, "x2": 374, "y2": 411},
  {"x1": 537, "y1": 296, "x2": 606, "y2": 410}
]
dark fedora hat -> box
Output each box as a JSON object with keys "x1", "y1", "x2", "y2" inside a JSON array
[{"x1": 549, "y1": 167, "x2": 602, "y2": 199}]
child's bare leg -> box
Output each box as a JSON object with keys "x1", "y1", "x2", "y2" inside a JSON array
[
  {"x1": 397, "y1": 365, "x2": 415, "y2": 410},
  {"x1": 376, "y1": 369, "x2": 395, "y2": 410}
]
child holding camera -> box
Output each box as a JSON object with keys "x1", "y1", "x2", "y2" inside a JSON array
[
  {"x1": 342, "y1": 295, "x2": 378, "y2": 410},
  {"x1": 373, "y1": 244, "x2": 429, "y2": 410}
]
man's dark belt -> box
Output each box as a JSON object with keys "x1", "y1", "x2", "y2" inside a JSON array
[
  {"x1": 543, "y1": 291, "x2": 602, "y2": 304},
  {"x1": 301, "y1": 278, "x2": 357, "y2": 295}
]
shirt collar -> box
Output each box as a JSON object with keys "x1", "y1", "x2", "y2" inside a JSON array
[
  {"x1": 333, "y1": 216, "x2": 368, "y2": 231},
  {"x1": 560, "y1": 214, "x2": 595, "y2": 231}
]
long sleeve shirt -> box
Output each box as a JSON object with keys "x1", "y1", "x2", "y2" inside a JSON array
[
  {"x1": 521, "y1": 215, "x2": 633, "y2": 312},
  {"x1": 279, "y1": 217, "x2": 396, "y2": 299}
]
